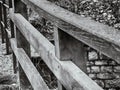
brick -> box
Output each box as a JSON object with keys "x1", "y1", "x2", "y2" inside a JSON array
[
  {"x1": 105, "y1": 79, "x2": 120, "y2": 89},
  {"x1": 89, "y1": 74, "x2": 96, "y2": 79},
  {"x1": 95, "y1": 60, "x2": 108, "y2": 65},
  {"x1": 87, "y1": 67, "x2": 91, "y2": 73},
  {"x1": 105, "y1": 80, "x2": 113, "y2": 88},
  {"x1": 88, "y1": 51, "x2": 98, "y2": 60},
  {"x1": 108, "y1": 60, "x2": 117, "y2": 66},
  {"x1": 91, "y1": 66, "x2": 100, "y2": 73},
  {"x1": 114, "y1": 66, "x2": 120, "y2": 72},
  {"x1": 87, "y1": 61, "x2": 94, "y2": 66},
  {"x1": 97, "y1": 73, "x2": 115, "y2": 79},
  {"x1": 104, "y1": 88, "x2": 117, "y2": 90},
  {"x1": 94, "y1": 80, "x2": 104, "y2": 88},
  {"x1": 101, "y1": 66, "x2": 113, "y2": 72}
]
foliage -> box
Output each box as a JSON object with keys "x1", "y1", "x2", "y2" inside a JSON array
[{"x1": 48, "y1": 0, "x2": 120, "y2": 29}]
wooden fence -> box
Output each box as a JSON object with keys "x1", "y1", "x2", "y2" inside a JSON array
[{"x1": 1, "y1": 0, "x2": 120, "y2": 90}]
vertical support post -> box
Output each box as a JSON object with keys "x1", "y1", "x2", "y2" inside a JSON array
[
  {"x1": 14, "y1": 0, "x2": 32, "y2": 89},
  {"x1": 0, "y1": 1, "x2": 5, "y2": 43},
  {"x1": 3, "y1": 0, "x2": 10, "y2": 54},
  {"x1": 9, "y1": 0, "x2": 17, "y2": 74},
  {"x1": 54, "y1": 27, "x2": 66, "y2": 90},
  {"x1": 9, "y1": 0, "x2": 15, "y2": 38},
  {"x1": 54, "y1": 27, "x2": 87, "y2": 90}
]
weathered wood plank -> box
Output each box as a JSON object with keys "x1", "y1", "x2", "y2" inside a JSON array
[
  {"x1": 9, "y1": 38, "x2": 49, "y2": 90},
  {"x1": 14, "y1": 0, "x2": 32, "y2": 89},
  {"x1": 54, "y1": 27, "x2": 87, "y2": 90},
  {"x1": 54, "y1": 26, "x2": 66, "y2": 90},
  {"x1": 0, "y1": 1, "x2": 5, "y2": 43},
  {"x1": 3, "y1": 3, "x2": 9, "y2": 9},
  {"x1": 21, "y1": 0, "x2": 120, "y2": 63},
  {"x1": 21, "y1": 0, "x2": 120, "y2": 46},
  {"x1": 5, "y1": 28, "x2": 11, "y2": 38},
  {"x1": 9, "y1": 0, "x2": 17, "y2": 74},
  {"x1": 58, "y1": 22, "x2": 120, "y2": 62},
  {"x1": 9, "y1": 12, "x2": 103, "y2": 90},
  {"x1": 3, "y1": 0, "x2": 10, "y2": 54},
  {"x1": 54, "y1": 29, "x2": 87, "y2": 72}
]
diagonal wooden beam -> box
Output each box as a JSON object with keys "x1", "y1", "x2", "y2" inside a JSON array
[
  {"x1": 9, "y1": 38, "x2": 49, "y2": 90},
  {"x1": 21, "y1": 0, "x2": 120, "y2": 63},
  {"x1": 9, "y1": 11, "x2": 103, "y2": 90}
]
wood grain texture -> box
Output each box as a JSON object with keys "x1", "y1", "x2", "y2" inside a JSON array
[
  {"x1": 21, "y1": 0, "x2": 120, "y2": 46},
  {"x1": 9, "y1": 12, "x2": 103, "y2": 90},
  {"x1": 21, "y1": 0, "x2": 120, "y2": 63},
  {"x1": 54, "y1": 25, "x2": 66, "y2": 90},
  {"x1": 54, "y1": 27, "x2": 87, "y2": 90},
  {"x1": 9, "y1": 38, "x2": 49, "y2": 90},
  {"x1": 54, "y1": 29, "x2": 87, "y2": 72},
  {"x1": 14, "y1": 0, "x2": 32, "y2": 89},
  {"x1": 3, "y1": 0, "x2": 10, "y2": 54},
  {"x1": 0, "y1": 1, "x2": 5, "y2": 43}
]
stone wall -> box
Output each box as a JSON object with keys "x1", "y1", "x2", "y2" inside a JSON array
[{"x1": 87, "y1": 50, "x2": 120, "y2": 90}]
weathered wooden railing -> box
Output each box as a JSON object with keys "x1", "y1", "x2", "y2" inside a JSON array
[{"x1": 1, "y1": 0, "x2": 120, "y2": 90}]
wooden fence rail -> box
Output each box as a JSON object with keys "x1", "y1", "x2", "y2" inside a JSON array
[
  {"x1": 1, "y1": 0, "x2": 120, "y2": 90},
  {"x1": 21, "y1": 0, "x2": 120, "y2": 64}
]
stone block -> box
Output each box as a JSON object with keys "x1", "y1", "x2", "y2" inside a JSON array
[
  {"x1": 89, "y1": 73, "x2": 96, "y2": 79},
  {"x1": 87, "y1": 67, "x2": 91, "y2": 73},
  {"x1": 91, "y1": 66, "x2": 100, "y2": 73},
  {"x1": 114, "y1": 66, "x2": 120, "y2": 73},
  {"x1": 101, "y1": 66, "x2": 113, "y2": 72},
  {"x1": 108, "y1": 60, "x2": 117, "y2": 66},
  {"x1": 97, "y1": 73, "x2": 115, "y2": 80},
  {"x1": 94, "y1": 80, "x2": 104, "y2": 88},
  {"x1": 87, "y1": 61, "x2": 94, "y2": 66},
  {"x1": 88, "y1": 51, "x2": 98, "y2": 60},
  {"x1": 95, "y1": 60, "x2": 108, "y2": 66}
]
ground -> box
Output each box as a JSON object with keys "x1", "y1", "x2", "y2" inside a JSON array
[
  {"x1": 48, "y1": 0, "x2": 120, "y2": 29},
  {"x1": 0, "y1": 38, "x2": 18, "y2": 90}
]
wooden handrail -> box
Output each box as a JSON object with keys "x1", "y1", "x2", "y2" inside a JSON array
[
  {"x1": 21, "y1": 0, "x2": 120, "y2": 63},
  {"x1": 21, "y1": 0, "x2": 120, "y2": 46},
  {"x1": 9, "y1": 10, "x2": 103, "y2": 90},
  {"x1": 10, "y1": 38, "x2": 49, "y2": 90}
]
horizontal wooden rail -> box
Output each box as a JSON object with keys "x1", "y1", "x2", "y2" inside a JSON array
[
  {"x1": 1, "y1": 21, "x2": 5, "y2": 27},
  {"x1": 9, "y1": 38, "x2": 49, "y2": 90},
  {"x1": 9, "y1": 9, "x2": 103, "y2": 90},
  {"x1": 0, "y1": 1, "x2": 2, "y2": 3},
  {"x1": 3, "y1": 3, "x2": 9, "y2": 8},
  {"x1": 0, "y1": 0, "x2": 9, "y2": 8},
  {"x1": 5, "y1": 28, "x2": 11, "y2": 38},
  {"x1": 1, "y1": 21, "x2": 11, "y2": 38},
  {"x1": 21, "y1": 0, "x2": 120, "y2": 63}
]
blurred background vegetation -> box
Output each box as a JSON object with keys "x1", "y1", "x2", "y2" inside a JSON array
[{"x1": 48, "y1": 0, "x2": 120, "y2": 29}]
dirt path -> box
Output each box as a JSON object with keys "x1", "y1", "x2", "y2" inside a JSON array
[
  {"x1": 0, "y1": 39, "x2": 13, "y2": 75},
  {"x1": 0, "y1": 38, "x2": 18, "y2": 90}
]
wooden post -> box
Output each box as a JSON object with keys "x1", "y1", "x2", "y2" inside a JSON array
[
  {"x1": 0, "y1": 1, "x2": 5, "y2": 43},
  {"x1": 9, "y1": 0, "x2": 17, "y2": 74},
  {"x1": 9, "y1": 0, "x2": 15, "y2": 38},
  {"x1": 14, "y1": 0, "x2": 33, "y2": 89},
  {"x1": 3, "y1": 0, "x2": 10, "y2": 54},
  {"x1": 54, "y1": 27, "x2": 87, "y2": 90}
]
